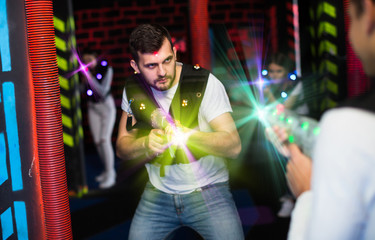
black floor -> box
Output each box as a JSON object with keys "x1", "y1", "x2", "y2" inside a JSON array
[{"x1": 69, "y1": 145, "x2": 291, "y2": 240}]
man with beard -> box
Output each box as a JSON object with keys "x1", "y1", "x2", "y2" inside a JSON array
[{"x1": 116, "y1": 24, "x2": 244, "y2": 240}]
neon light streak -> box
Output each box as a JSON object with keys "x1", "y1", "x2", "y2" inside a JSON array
[
  {"x1": 1, "y1": 207, "x2": 13, "y2": 239},
  {"x1": 3, "y1": 82, "x2": 23, "y2": 191},
  {"x1": 0, "y1": 202, "x2": 29, "y2": 240},
  {"x1": 0, "y1": 0, "x2": 11, "y2": 72},
  {"x1": 14, "y1": 201, "x2": 28, "y2": 240},
  {"x1": 0, "y1": 133, "x2": 8, "y2": 186}
]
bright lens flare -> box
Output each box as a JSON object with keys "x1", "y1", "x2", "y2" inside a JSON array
[
  {"x1": 256, "y1": 107, "x2": 266, "y2": 123},
  {"x1": 172, "y1": 129, "x2": 189, "y2": 146},
  {"x1": 166, "y1": 126, "x2": 193, "y2": 148}
]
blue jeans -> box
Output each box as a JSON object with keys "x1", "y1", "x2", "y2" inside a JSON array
[{"x1": 128, "y1": 181, "x2": 244, "y2": 240}]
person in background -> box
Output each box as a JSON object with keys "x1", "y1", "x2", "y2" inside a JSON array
[
  {"x1": 274, "y1": 0, "x2": 375, "y2": 238},
  {"x1": 116, "y1": 24, "x2": 244, "y2": 240},
  {"x1": 82, "y1": 52, "x2": 117, "y2": 189},
  {"x1": 264, "y1": 52, "x2": 309, "y2": 218},
  {"x1": 264, "y1": 52, "x2": 309, "y2": 116}
]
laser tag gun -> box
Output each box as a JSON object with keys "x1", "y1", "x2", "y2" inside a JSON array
[
  {"x1": 151, "y1": 108, "x2": 170, "y2": 130},
  {"x1": 151, "y1": 108, "x2": 183, "y2": 159},
  {"x1": 262, "y1": 104, "x2": 320, "y2": 158}
]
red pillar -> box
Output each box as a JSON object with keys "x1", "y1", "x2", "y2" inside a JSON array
[
  {"x1": 25, "y1": 0, "x2": 73, "y2": 239},
  {"x1": 189, "y1": 0, "x2": 211, "y2": 69}
]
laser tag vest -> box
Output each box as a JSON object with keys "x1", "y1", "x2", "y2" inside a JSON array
[
  {"x1": 86, "y1": 64, "x2": 110, "y2": 103},
  {"x1": 125, "y1": 64, "x2": 209, "y2": 176}
]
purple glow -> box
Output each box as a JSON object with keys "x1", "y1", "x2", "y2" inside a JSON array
[
  {"x1": 255, "y1": 77, "x2": 265, "y2": 89},
  {"x1": 101, "y1": 60, "x2": 108, "y2": 66},
  {"x1": 68, "y1": 49, "x2": 99, "y2": 95},
  {"x1": 87, "y1": 89, "x2": 93, "y2": 96},
  {"x1": 68, "y1": 49, "x2": 93, "y2": 80},
  {"x1": 96, "y1": 73, "x2": 102, "y2": 80}
]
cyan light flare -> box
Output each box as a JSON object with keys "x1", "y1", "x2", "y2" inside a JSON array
[{"x1": 210, "y1": 24, "x2": 297, "y2": 181}]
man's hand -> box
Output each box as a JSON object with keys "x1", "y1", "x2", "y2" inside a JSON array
[
  {"x1": 117, "y1": 111, "x2": 168, "y2": 160},
  {"x1": 286, "y1": 144, "x2": 312, "y2": 198},
  {"x1": 146, "y1": 129, "x2": 168, "y2": 156}
]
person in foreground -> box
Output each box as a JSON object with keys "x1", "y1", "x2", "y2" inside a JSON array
[
  {"x1": 274, "y1": 0, "x2": 375, "y2": 239},
  {"x1": 116, "y1": 24, "x2": 244, "y2": 240}
]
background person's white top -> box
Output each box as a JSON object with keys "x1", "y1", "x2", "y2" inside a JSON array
[
  {"x1": 121, "y1": 63, "x2": 233, "y2": 194},
  {"x1": 290, "y1": 81, "x2": 309, "y2": 115},
  {"x1": 288, "y1": 108, "x2": 375, "y2": 240}
]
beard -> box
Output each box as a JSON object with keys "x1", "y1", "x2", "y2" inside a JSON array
[
  {"x1": 153, "y1": 64, "x2": 177, "y2": 91},
  {"x1": 154, "y1": 75, "x2": 174, "y2": 91}
]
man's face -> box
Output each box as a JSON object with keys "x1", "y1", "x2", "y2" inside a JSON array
[
  {"x1": 268, "y1": 63, "x2": 288, "y2": 81},
  {"x1": 131, "y1": 38, "x2": 177, "y2": 91}
]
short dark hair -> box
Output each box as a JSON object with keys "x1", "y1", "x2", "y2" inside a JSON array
[
  {"x1": 351, "y1": 0, "x2": 364, "y2": 16},
  {"x1": 266, "y1": 52, "x2": 294, "y2": 73},
  {"x1": 351, "y1": 0, "x2": 375, "y2": 17},
  {"x1": 129, "y1": 24, "x2": 173, "y2": 63}
]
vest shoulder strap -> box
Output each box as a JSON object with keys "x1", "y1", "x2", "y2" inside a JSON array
[
  {"x1": 170, "y1": 64, "x2": 210, "y2": 128},
  {"x1": 125, "y1": 74, "x2": 158, "y2": 134}
]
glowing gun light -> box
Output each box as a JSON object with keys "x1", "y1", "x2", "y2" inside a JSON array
[
  {"x1": 263, "y1": 104, "x2": 320, "y2": 158},
  {"x1": 151, "y1": 108, "x2": 192, "y2": 157}
]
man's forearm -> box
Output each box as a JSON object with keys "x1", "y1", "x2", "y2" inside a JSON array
[
  {"x1": 187, "y1": 130, "x2": 241, "y2": 159},
  {"x1": 116, "y1": 135, "x2": 148, "y2": 160}
]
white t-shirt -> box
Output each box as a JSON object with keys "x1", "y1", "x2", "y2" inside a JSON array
[
  {"x1": 288, "y1": 107, "x2": 375, "y2": 240},
  {"x1": 121, "y1": 63, "x2": 233, "y2": 194}
]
